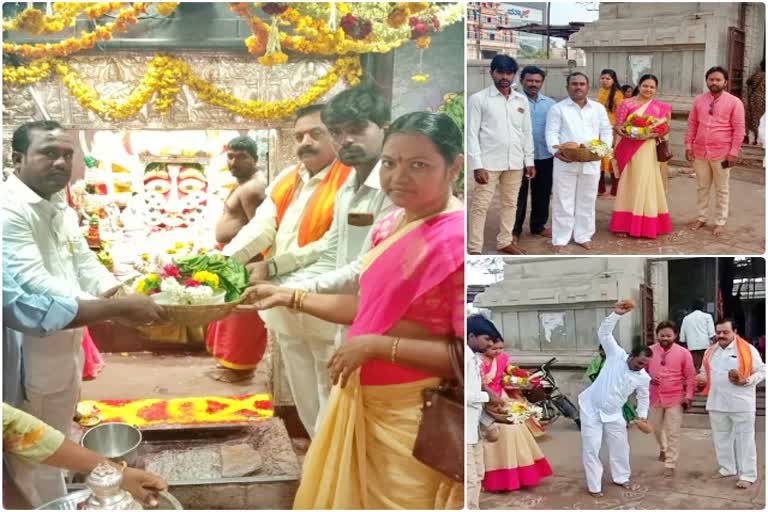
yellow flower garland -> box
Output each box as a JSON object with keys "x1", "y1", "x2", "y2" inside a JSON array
[
  {"x1": 2, "y1": 3, "x2": 85, "y2": 34},
  {"x1": 5, "y1": 54, "x2": 362, "y2": 121},
  {"x1": 2, "y1": 2, "x2": 179, "y2": 59}
]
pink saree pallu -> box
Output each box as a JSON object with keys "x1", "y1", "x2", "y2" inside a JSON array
[
  {"x1": 609, "y1": 99, "x2": 673, "y2": 239},
  {"x1": 293, "y1": 206, "x2": 465, "y2": 510}
]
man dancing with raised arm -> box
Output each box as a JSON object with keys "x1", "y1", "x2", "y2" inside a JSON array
[{"x1": 579, "y1": 300, "x2": 652, "y2": 498}]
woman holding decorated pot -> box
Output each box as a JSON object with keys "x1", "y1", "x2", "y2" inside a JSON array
[
  {"x1": 608, "y1": 74, "x2": 673, "y2": 239},
  {"x1": 479, "y1": 338, "x2": 552, "y2": 492},
  {"x1": 241, "y1": 111, "x2": 464, "y2": 510}
]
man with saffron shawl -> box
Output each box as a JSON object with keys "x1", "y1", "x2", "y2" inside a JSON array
[
  {"x1": 696, "y1": 317, "x2": 765, "y2": 490},
  {"x1": 222, "y1": 105, "x2": 351, "y2": 437}
]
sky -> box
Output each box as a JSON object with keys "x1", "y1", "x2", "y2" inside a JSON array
[{"x1": 548, "y1": 2, "x2": 600, "y2": 25}]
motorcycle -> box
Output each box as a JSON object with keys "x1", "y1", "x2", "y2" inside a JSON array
[{"x1": 524, "y1": 357, "x2": 581, "y2": 429}]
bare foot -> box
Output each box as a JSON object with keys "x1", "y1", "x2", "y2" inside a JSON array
[
  {"x1": 713, "y1": 225, "x2": 726, "y2": 237},
  {"x1": 711, "y1": 471, "x2": 736, "y2": 479},
  {"x1": 658, "y1": 451, "x2": 666, "y2": 462},
  {"x1": 536, "y1": 227, "x2": 552, "y2": 238},
  {"x1": 512, "y1": 235, "x2": 520, "y2": 245},
  {"x1": 736, "y1": 480, "x2": 752, "y2": 489},
  {"x1": 553, "y1": 245, "x2": 566, "y2": 254},
  {"x1": 614, "y1": 481, "x2": 641, "y2": 491},
  {"x1": 577, "y1": 241, "x2": 593, "y2": 250},
  {"x1": 206, "y1": 369, "x2": 254, "y2": 383},
  {"x1": 663, "y1": 467, "x2": 675, "y2": 477},
  {"x1": 588, "y1": 491, "x2": 604, "y2": 498},
  {"x1": 499, "y1": 244, "x2": 527, "y2": 255},
  {"x1": 690, "y1": 220, "x2": 706, "y2": 230},
  {"x1": 615, "y1": 232, "x2": 629, "y2": 238}
]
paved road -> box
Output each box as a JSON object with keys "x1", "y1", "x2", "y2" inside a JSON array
[
  {"x1": 469, "y1": 166, "x2": 765, "y2": 255},
  {"x1": 479, "y1": 418, "x2": 766, "y2": 510}
]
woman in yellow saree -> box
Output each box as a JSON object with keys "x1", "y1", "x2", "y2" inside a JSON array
[
  {"x1": 242, "y1": 112, "x2": 465, "y2": 509},
  {"x1": 596, "y1": 69, "x2": 625, "y2": 197}
]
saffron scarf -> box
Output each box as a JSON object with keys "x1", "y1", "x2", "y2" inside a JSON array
[
  {"x1": 701, "y1": 335, "x2": 754, "y2": 395},
  {"x1": 613, "y1": 99, "x2": 672, "y2": 174},
  {"x1": 270, "y1": 160, "x2": 353, "y2": 247}
]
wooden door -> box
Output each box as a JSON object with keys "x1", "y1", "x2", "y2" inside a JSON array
[
  {"x1": 727, "y1": 27, "x2": 746, "y2": 99},
  {"x1": 640, "y1": 284, "x2": 655, "y2": 346}
]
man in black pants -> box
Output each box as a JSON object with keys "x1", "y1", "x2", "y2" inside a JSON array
[{"x1": 513, "y1": 66, "x2": 556, "y2": 242}]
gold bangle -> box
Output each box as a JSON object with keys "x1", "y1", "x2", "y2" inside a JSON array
[
  {"x1": 295, "y1": 290, "x2": 307, "y2": 312},
  {"x1": 390, "y1": 337, "x2": 401, "y2": 364}
]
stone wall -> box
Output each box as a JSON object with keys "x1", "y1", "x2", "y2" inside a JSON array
[
  {"x1": 467, "y1": 58, "x2": 586, "y2": 100},
  {"x1": 392, "y1": 22, "x2": 465, "y2": 117},
  {"x1": 474, "y1": 257, "x2": 649, "y2": 367}
]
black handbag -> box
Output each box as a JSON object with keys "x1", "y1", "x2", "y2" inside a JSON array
[{"x1": 656, "y1": 139, "x2": 673, "y2": 162}]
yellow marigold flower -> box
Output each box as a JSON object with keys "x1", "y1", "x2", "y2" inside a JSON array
[
  {"x1": 415, "y1": 35, "x2": 431, "y2": 49},
  {"x1": 141, "y1": 253, "x2": 150, "y2": 261},
  {"x1": 192, "y1": 271, "x2": 220, "y2": 289},
  {"x1": 174, "y1": 241, "x2": 185, "y2": 249}
]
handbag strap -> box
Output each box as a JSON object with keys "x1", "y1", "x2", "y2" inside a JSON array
[{"x1": 447, "y1": 337, "x2": 464, "y2": 387}]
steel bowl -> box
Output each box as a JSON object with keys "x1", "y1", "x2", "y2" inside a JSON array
[
  {"x1": 80, "y1": 423, "x2": 142, "y2": 466},
  {"x1": 36, "y1": 489, "x2": 183, "y2": 510}
]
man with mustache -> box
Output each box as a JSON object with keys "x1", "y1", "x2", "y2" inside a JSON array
[
  {"x1": 1, "y1": 120, "x2": 139, "y2": 505},
  {"x1": 685, "y1": 66, "x2": 746, "y2": 237},
  {"x1": 206, "y1": 136, "x2": 268, "y2": 383},
  {"x1": 278, "y1": 86, "x2": 394, "y2": 433},
  {"x1": 696, "y1": 318, "x2": 764, "y2": 490},
  {"x1": 468, "y1": 54, "x2": 535, "y2": 255},
  {"x1": 579, "y1": 301, "x2": 651, "y2": 498},
  {"x1": 221, "y1": 105, "x2": 352, "y2": 436},
  {"x1": 545, "y1": 72, "x2": 612, "y2": 254},
  {"x1": 513, "y1": 65, "x2": 556, "y2": 244}
]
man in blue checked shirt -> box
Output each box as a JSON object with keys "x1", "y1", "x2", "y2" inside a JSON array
[{"x1": 513, "y1": 65, "x2": 556, "y2": 243}]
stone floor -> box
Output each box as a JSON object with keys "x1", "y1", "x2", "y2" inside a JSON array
[
  {"x1": 469, "y1": 165, "x2": 766, "y2": 255},
  {"x1": 80, "y1": 351, "x2": 271, "y2": 400},
  {"x1": 479, "y1": 418, "x2": 766, "y2": 510}
]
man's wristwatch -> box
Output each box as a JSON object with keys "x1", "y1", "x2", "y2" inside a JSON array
[{"x1": 266, "y1": 260, "x2": 278, "y2": 279}]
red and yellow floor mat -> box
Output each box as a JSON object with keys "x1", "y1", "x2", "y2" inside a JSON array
[{"x1": 77, "y1": 394, "x2": 272, "y2": 427}]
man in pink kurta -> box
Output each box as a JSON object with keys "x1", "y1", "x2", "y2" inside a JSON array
[
  {"x1": 647, "y1": 321, "x2": 696, "y2": 475},
  {"x1": 684, "y1": 66, "x2": 746, "y2": 236}
]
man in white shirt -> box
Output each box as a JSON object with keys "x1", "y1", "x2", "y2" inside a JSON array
[
  {"x1": 290, "y1": 86, "x2": 393, "y2": 330},
  {"x1": 579, "y1": 301, "x2": 651, "y2": 498},
  {"x1": 466, "y1": 315, "x2": 495, "y2": 509},
  {"x1": 468, "y1": 55, "x2": 535, "y2": 255},
  {"x1": 680, "y1": 300, "x2": 716, "y2": 371},
  {"x1": 269, "y1": 86, "x2": 393, "y2": 434},
  {"x1": 545, "y1": 72, "x2": 613, "y2": 253},
  {"x1": 1, "y1": 120, "x2": 123, "y2": 504},
  {"x1": 222, "y1": 105, "x2": 350, "y2": 438},
  {"x1": 697, "y1": 318, "x2": 765, "y2": 489}
]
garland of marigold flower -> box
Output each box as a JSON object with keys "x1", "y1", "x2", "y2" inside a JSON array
[
  {"x1": 2, "y1": 3, "x2": 85, "y2": 34},
  {"x1": 233, "y1": 3, "x2": 462, "y2": 60},
  {"x1": 2, "y1": 2, "x2": 179, "y2": 59},
  {"x1": 5, "y1": 54, "x2": 362, "y2": 121}
]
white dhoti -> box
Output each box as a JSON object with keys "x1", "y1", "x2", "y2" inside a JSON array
[
  {"x1": 6, "y1": 330, "x2": 84, "y2": 507},
  {"x1": 580, "y1": 410, "x2": 631, "y2": 493},
  {"x1": 261, "y1": 306, "x2": 337, "y2": 438},
  {"x1": 710, "y1": 411, "x2": 758, "y2": 482},
  {"x1": 552, "y1": 162, "x2": 600, "y2": 247},
  {"x1": 275, "y1": 332, "x2": 335, "y2": 437}
]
